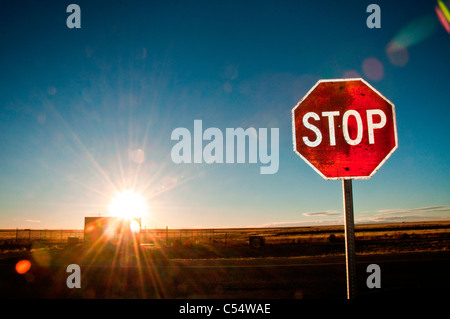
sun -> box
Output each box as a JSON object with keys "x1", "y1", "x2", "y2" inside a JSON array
[{"x1": 108, "y1": 190, "x2": 148, "y2": 220}]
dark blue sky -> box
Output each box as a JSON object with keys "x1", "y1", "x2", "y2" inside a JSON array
[{"x1": 0, "y1": 0, "x2": 449, "y2": 228}]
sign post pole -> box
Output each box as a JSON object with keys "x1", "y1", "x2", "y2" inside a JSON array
[
  {"x1": 343, "y1": 179, "x2": 357, "y2": 299},
  {"x1": 292, "y1": 78, "x2": 398, "y2": 299}
]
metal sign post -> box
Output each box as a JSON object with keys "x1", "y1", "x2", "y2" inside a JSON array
[
  {"x1": 292, "y1": 78, "x2": 398, "y2": 299},
  {"x1": 343, "y1": 179, "x2": 357, "y2": 299}
]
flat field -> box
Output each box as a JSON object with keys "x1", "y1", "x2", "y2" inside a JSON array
[
  {"x1": 1, "y1": 220, "x2": 449, "y2": 257},
  {"x1": 0, "y1": 221, "x2": 448, "y2": 299}
]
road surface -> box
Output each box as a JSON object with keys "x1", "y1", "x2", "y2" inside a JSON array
[{"x1": 0, "y1": 249, "x2": 448, "y2": 299}]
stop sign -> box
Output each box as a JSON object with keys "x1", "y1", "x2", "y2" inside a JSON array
[{"x1": 292, "y1": 78, "x2": 397, "y2": 179}]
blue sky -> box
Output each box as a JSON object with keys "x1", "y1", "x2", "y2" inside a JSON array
[{"x1": 0, "y1": 0, "x2": 449, "y2": 229}]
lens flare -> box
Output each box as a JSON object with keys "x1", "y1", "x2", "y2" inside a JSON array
[
  {"x1": 15, "y1": 260, "x2": 31, "y2": 274},
  {"x1": 362, "y1": 57, "x2": 384, "y2": 82},
  {"x1": 386, "y1": 41, "x2": 409, "y2": 67},
  {"x1": 130, "y1": 219, "x2": 141, "y2": 233},
  {"x1": 130, "y1": 149, "x2": 145, "y2": 164},
  {"x1": 435, "y1": 2, "x2": 450, "y2": 33},
  {"x1": 437, "y1": 0, "x2": 450, "y2": 23},
  {"x1": 343, "y1": 70, "x2": 361, "y2": 78}
]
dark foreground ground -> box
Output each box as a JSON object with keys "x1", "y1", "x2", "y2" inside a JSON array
[
  {"x1": 1, "y1": 221, "x2": 449, "y2": 301},
  {"x1": 0, "y1": 245, "x2": 448, "y2": 299}
]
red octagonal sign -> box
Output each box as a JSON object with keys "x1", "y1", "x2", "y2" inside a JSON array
[{"x1": 292, "y1": 78, "x2": 398, "y2": 180}]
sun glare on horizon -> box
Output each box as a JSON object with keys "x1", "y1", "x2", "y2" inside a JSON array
[{"x1": 108, "y1": 190, "x2": 149, "y2": 220}]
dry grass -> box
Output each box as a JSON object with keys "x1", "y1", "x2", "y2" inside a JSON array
[
  {"x1": 140, "y1": 221, "x2": 450, "y2": 257},
  {"x1": 1, "y1": 221, "x2": 449, "y2": 257}
]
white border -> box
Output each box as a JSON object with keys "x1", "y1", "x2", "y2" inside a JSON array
[{"x1": 291, "y1": 78, "x2": 398, "y2": 180}]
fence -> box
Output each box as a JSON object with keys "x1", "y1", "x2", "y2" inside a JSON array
[
  {"x1": 0, "y1": 228, "x2": 256, "y2": 247},
  {"x1": 0, "y1": 226, "x2": 348, "y2": 247},
  {"x1": 140, "y1": 228, "x2": 247, "y2": 246},
  {"x1": 0, "y1": 229, "x2": 84, "y2": 245},
  {"x1": 2, "y1": 223, "x2": 449, "y2": 250}
]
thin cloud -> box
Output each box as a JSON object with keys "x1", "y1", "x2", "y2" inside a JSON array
[
  {"x1": 254, "y1": 219, "x2": 342, "y2": 228},
  {"x1": 358, "y1": 214, "x2": 450, "y2": 224},
  {"x1": 357, "y1": 206, "x2": 450, "y2": 224},
  {"x1": 24, "y1": 219, "x2": 41, "y2": 223},
  {"x1": 252, "y1": 220, "x2": 311, "y2": 228},
  {"x1": 253, "y1": 206, "x2": 450, "y2": 228},
  {"x1": 303, "y1": 211, "x2": 341, "y2": 217},
  {"x1": 253, "y1": 211, "x2": 342, "y2": 227},
  {"x1": 375, "y1": 206, "x2": 450, "y2": 215}
]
